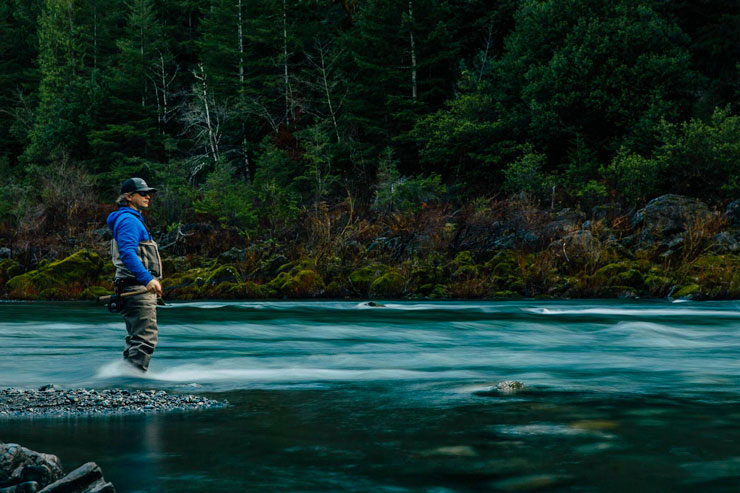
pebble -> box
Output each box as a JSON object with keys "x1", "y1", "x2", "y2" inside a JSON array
[{"x1": 0, "y1": 387, "x2": 227, "y2": 417}]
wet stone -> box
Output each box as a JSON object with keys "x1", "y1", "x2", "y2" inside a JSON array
[{"x1": 0, "y1": 388, "x2": 227, "y2": 417}]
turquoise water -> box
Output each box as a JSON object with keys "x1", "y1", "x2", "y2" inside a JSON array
[{"x1": 2, "y1": 300, "x2": 740, "y2": 491}]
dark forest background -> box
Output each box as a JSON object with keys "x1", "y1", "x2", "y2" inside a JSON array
[{"x1": 1, "y1": 0, "x2": 739, "y2": 258}]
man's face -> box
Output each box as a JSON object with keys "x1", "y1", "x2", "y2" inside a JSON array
[{"x1": 127, "y1": 191, "x2": 152, "y2": 211}]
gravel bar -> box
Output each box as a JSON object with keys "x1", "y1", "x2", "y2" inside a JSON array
[{"x1": 0, "y1": 386, "x2": 227, "y2": 417}]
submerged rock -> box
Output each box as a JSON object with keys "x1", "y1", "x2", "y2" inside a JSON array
[{"x1": 474, "y1": 381, "x2": 526, "y2": 397}]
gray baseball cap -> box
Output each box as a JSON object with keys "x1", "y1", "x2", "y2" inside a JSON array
[{"x1": 121, "y1": 177, "x2": 158, "y2": 194}]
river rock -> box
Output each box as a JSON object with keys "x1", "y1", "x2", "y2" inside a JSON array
[
  {"x1": 0, "y1": 388, "x2": 227, "y2": 417},
  {"x1": 0, "y1": 443, "x2": 64, "y2": 489},
  {"x1": 474, "y1": 381, "x2": 525, "y2": 397},
  {"x1": 38, "y1": 462, "x2": 114, "y2": 493}
]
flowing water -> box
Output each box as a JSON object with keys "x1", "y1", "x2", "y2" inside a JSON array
[{"x1": 2, "y1": 299, "x2": 740, "y2": 491}]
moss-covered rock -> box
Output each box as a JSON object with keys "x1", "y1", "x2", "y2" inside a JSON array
[
  {"x1": 80, "y1": 286, "x2": 111, "y2": 300},
  {"x1": 6, "y1": 250, "x2": 105, "y2": 299},
  {"x1": 161, "y1": 256, "x2": 188, "y2": 277},
  {"x1": 349, "y1": 264, "x2": 391, "y2": 296},
  {"x1": 673, "y1": 283, "x2": 699, "y2": 299},
  {"x1": 450, "y1": 251, "x2": 479, "y2": 279},
  {"x1": 369, "y1": 268, "x2": 404, "y2": 298},
  {"x1": 645, "y1": 274, "x2": 673, "y2": 296},
  {"x1": 245, "y1": 281, "x2": 269, "y2": 298},
  {"x1": 284, "y1": 269, "x2": 324, "y2": 297},
  {"x1": 205, "y1": 264, "x2": 241, "y2": 284},
  {"x1": 0, "y1": 258, "x2": 24, "y2": 291},
  {"x1": 267, "y1": 269, "x2": 325, "y2": 298},
  {"x1": 590, "y1": 261, "x2": 645, "y2": 290}
]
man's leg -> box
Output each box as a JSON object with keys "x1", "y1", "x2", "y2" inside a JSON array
[{"x1": 121, "y1": 288, "x2": 158, "y2": 371}]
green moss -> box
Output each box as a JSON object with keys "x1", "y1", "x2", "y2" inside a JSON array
[
  {"x1": 0, "y1": 259, "x2": 24, "y2": 288},
  {"x1": 80, "y1": 286, "x2": 110, "y2": 300},
  {"x1": 283, "y1": 269, "x2": 324, "y2": 297},
  {"x1": 324, "y1": 281, "x2": 349, "y2": 298},
  {"x1": 202, "y1": 281, "x2": 244, "y2": 299},
  {"x1": 491, "y1": 290, "x2": 521, "y2": 299},
  {"x1": 267, "y1": 271, "x2": 292, "y2": 291},
  {"x1": 673, "y1": 284, "x2": 699, "y2": 298},
  {"x1": 5, "y1": 250, "x2": 104, "y2": 299},
  {"x1": 369, "y1": 269, "x2": 404, "y2": 298},
  {"x1": 245, "y1": 281, "x2": 269, "y2": 299},
  {"x1": 267, "y1": 269, "x2": 324, "y2": 298},
  {"x1": 614, "y1": 269, "x2": 645, "y2": 290},
  {"x1": 349, "y1": 264, "x2": 390, "y2": 296},
  {"x1": 428, "y1": 284, "x2": 449, "y2": 299},
  {"x1": 645, "y1": 274, "x2": 672, "y2": 295},
  {"x1": 205, "y1": 265, "x2": 241, "y2": 284}
]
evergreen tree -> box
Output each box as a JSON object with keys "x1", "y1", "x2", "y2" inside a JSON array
[
  {"x1": 24, "y1": 0, "x2": 103, "y2": 165},
  {"x1": 0, "y1": 0, "x2": 42, "y2": 166}
]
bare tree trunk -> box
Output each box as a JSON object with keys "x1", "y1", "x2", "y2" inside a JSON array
[
  {"x1": 148, "y1": 51, "x2": 177, "y2": 134},
  {"x1": 93, "y1": 2, "x2": 97, "y2": 70},
  {"x1": 140, "y1": 18, "x2": 145, "y2": 107},
  {"x1": 317, "y1": 42, "x2": 341, "y2": 143},
  {"x1": 238, "y1": 0, "x2": 251, "y2": 181},
  {"x1": 478, "y1": 22, "x2": 494, "y2": 83},
  {"x1": 282, "y1": 0, "x2": 293, "y2": 125},
  {"x1": 238, "y1": 0, "x2": 245, "y2": 87},
  {"x1": 195, "y1": 63, "x2": 220, "y2": 165},
  {"x1": 408, "y1": 0, "x2": 417, "y2": 100}
]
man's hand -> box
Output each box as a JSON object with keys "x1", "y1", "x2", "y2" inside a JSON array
[{"x1": 146, "y1": 279, "x2": 163, "y2": 297}]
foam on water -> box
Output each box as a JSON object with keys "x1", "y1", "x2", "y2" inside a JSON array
[
  {"x1": 95, "y1": 361, "x2": 479, "y2": 384},
  {"x1": 524, "y1": 306, "x2": 740, "y2": 317}
]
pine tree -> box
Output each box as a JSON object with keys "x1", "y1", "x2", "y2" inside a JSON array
[{"x1": 24, "y1": 0, "x2": 102, "y2": 165}]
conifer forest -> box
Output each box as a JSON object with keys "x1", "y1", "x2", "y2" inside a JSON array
[{"x1": 1, "y1": 0, "x2": 740, "y2": 300}]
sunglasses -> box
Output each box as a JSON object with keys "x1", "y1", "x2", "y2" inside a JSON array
[{"x1": 135, "y1": 191, "x2": 152, "y2": 197}]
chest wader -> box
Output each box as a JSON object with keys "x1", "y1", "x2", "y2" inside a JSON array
[{"x1": 111, "y1": 239, "x2": 163, "y2": 371}]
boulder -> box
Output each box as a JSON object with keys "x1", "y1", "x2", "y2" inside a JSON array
[
  {"x1": 38, "y1": 462, "x2": 114, "y2": 493},
  {"x1": 0, "y1": 444, "x2": 113, "y2": 493},
  {"x1": 725, "y1": 199, "x2": 740, "y2": 227},
  {"x1": 713, "y1": 232, "x2": 740, "y2": 254},
  {"x1": 0, "y1": 444, "x2": 63, "y2": 490},
  {"x1": 630, "y1": 194, "x2": 711, "y2": 247},
  {"x1": 217, "y1": 248, "x2": 246, "y2": 264}
]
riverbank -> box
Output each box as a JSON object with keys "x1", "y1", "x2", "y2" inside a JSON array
[
  {"x1": 3, "y1": 194, "x2": 740, "y2": 301},
  {"x1": 0, "y1": 387, "x2": 227, "y2": 418}
]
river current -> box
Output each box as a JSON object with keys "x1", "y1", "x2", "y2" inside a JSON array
[{"x1": 1, "y1": 299, "x2": 740, "y2": 491}]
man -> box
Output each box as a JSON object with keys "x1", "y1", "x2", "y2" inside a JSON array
[{"x1": 106, "y1": 177, "x2": 164, "y2": 372}]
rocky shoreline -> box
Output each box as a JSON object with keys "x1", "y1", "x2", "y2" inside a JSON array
[
  {"x1": 1, "y1": 441, "x2": 115, "y2": 492},
  {"x1": 0, "y1": 387, "x2": 227, "y2": 418}
]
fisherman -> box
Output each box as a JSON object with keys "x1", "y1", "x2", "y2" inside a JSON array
[{"x1": 106, "y1": 177, "x2": 164, "y2": 372}]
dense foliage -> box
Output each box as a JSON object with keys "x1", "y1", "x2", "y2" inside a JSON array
[{"x1": 0, "y1": 0, "x2": 738, "y2": 247}]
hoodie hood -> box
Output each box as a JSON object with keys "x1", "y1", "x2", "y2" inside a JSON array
[{"x1": 106, "y1": 207, "x2": 144, "y2": 233}]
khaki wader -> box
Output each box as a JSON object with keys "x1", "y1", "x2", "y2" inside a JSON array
[
  {"x1": 121, "y1": 285, "x2": 158, "y2": 370},
  {"x1": 111, "y1": 238, "x2": 163, "y2": 371}
]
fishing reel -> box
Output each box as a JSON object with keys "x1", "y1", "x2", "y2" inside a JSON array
[{"x1": 107, "y1": 293, "x2": 125, "y2": 313}]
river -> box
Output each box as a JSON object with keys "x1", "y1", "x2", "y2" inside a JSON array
[{"x1": 1, "y1": 300, "x2": 740, "y2": 491}]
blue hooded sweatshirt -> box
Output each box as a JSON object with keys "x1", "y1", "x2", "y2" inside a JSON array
[{"x1": 106, "y1": 207, "x2": 155, "y2": 285}]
